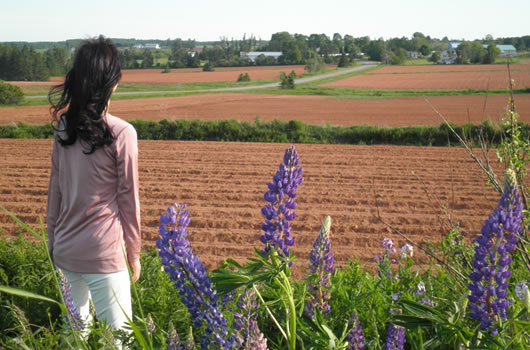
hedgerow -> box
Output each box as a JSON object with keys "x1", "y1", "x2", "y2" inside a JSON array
[{"x1": 1, "y1": 118, "x2": 529, "y2": 147}]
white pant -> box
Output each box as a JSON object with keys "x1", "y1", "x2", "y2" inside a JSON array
[{"x1": 61, "y1": 269, "x2": 132, "y2": 333}]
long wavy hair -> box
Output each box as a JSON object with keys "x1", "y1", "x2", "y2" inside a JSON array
[{"x1": 49, "y1": 36, "x2": 121, "y2": 154}]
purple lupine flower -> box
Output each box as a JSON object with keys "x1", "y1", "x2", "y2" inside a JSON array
[
  {"x1": 146, "y1": 313, "x2": 155, "y2": 335},
  {"x1": 468, "y1": 169, "x2": 523, "y2": 333},
  {"x1": 184, "y1": 327, "x2": 195, "y2": 350},
  {"x1": 157, "y1": 203, "x2": 235, "y2": 349},
  {"x1": 419, "y1": 297, "x2": 434, "y2": 307},
  {"x1": 260, "y1": 145, "x2": 304, "y2": 262},
  {"x1": 346, "y1": 312, "x2": 365, "y2": 350},
  {"x1": 382, "y1": 238, "x2": 396, "y2": 254},
  {"x1": 306, "y1": 216, "x2": 335, "y2": 318},
  {"x1": 167, "y1": 321, "x2": 182, "y2": 350},
  {"x1": 233, "y1": 289, "x2": 266, "y2": 349},
  {"x1": 57, "y1": 269, "x2": 84, "y2": 331},
  {"x1": 247, "y1": 320, "x2": 268, "y2": 350},
  {"x1": 391, "y1": 292, "x2": 402, "y2": 301},
  {"x1": 384, "y1": 324, "x2": 406, "y2": 350}
]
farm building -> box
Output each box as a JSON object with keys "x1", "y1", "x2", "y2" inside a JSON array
[
  {"x1": 240, "y1": 51, "x2": 282, "y2": 62},
  {"x1": 144, "y1": 43, "x2": 160, "y2": 50}
]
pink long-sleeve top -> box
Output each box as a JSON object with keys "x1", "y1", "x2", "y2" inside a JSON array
[{"x1": 46, "y1": 113, "x2": 141, "y2": 274}]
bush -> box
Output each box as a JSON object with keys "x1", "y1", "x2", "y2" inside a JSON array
[
  {"x1": 0, "y1": 81, "x2": 24, "y2": 105},
  {"x1": 236, "y1": 73, "x2": 250, "y2": 82},
  {"x1": 280, "y1": 70, "x2": 296, "y2": 89},
  {"x1": 202, "y1": 62, "x2": 215, "y2": 72}
]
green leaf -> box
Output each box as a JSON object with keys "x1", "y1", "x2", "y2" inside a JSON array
[{"x1": 0, "y1": 284, "x2": 60, "y2": 305}]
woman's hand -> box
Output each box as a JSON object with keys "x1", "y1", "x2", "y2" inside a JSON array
[{"x1": 129, "y1": 259, "x2": 141, "y2": 282}]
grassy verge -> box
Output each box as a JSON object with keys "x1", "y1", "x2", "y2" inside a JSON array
[{"x1": 1, "y1": 118, "x2": 528, "y2": 147}]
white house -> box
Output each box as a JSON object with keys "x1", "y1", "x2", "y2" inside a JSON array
[
  {"x1": 440, "y1": 42, "x2": 460, "y2": 64},
  {"x1": 240, "y1": 51, "x2": 282, "y2": 62}
]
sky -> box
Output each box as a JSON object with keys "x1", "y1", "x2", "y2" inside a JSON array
[{"x1": 2, "y1": 0, "x2": 529, "y2": 42}]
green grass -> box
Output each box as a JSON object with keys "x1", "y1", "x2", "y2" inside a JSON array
[{"x1": 403, "y1": 58, "x2": 432, "y2": 65}]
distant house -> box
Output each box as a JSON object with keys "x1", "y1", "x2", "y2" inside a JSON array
[
  {"x1": 240, "y1": 51, "x2": 282, "y2": 62},
  {"x1": 440, "y1": 42, "x2": 460, "y2": 64},
  {"x1": 482, "y1": 44, "x2": 517, "y2": 57},
  {"x1": 144, "y1": 43, "x2": 160, "y2": 50},
  {"x1": 407, "y1": 51, "x2": 419, "y2": 59}
]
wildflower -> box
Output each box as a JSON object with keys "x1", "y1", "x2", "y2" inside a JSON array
[
  {"x1": 391, "y1": 292, "x2": 402, "y2": 301},
  {"x1": 419, "y1": 297, "x2": 434, "y2": 307},
  {"x1": 389, "y1": 308, "x2": 401, "y2": 315},
  {"x1": 184, "y1": 327, "x2": 195, "y2": 350},
  {"x1": 468, "y1": 169, "x2": 523, "y2": 332},
  {"x1": 416, "y1": 282, "x2": 426, "y2": 296},
  {"x1": 57, "y1": 269, "x2": 84, "y2": 331},
  {"x1": 146, "y1": 313, "x2": 156, "y2": 335},
  {"x1": 167, "y1": 321, "x2": 182, "y2": 350},
  {"x1": 346, "y1": 312, "x2": 365, "y2": 350},
  {"x1": 384, "y1": 324, "x2": 406, "y2": 350},
  {"x1": 400, "y1": 244, "x2": 413, "y2": 258},
  {"x1": 306, "y1": 216, "x2": 335, "y2": 318},
  {"x1": 515, "y1": 281, "x2": 528, "y2": 301},
  {"x1": 382, "y1": 238, "x2": 396, "y2": 254},
  {"x1": 157, "y1": 203, "x2": 234, "y2": 348},
  {"x1": 260, "y1": 145, "x2": 304, "y2": 262},
  {"x1": 233, "y1": 289, "x2": 266, "y2": 349}
]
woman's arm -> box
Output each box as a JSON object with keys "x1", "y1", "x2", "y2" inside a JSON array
[
  {"x1": 116, "y1": 124, "x2": 142, "y2": 279},
  {"x1": 46, "y1": 139, "x2": 61, "y2": 259}
]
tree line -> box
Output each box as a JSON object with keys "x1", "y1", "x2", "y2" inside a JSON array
[{"x1": 0, "y1": 44, "x2": 71, "y2": 81}]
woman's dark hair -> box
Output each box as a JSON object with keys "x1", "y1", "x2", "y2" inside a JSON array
[{"x1": 49, "y1": 36, "x2": 121, "y2": 154}]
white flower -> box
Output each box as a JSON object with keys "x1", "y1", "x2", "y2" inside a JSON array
[
  {"x1": 515, "y1": 281, "x2": 528, "y2": 301},
  {"x1": 400, "y1": 244, "x2": 413, "y2": 258},
  {"x1": 416, "y1": 281, "x2": 426, "y2": 296}
]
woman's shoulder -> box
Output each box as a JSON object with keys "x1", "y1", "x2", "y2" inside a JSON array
[{"x1": 105, "y1": 114, "x2": 136, "y2": 139}]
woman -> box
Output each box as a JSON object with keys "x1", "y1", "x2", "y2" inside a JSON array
[{"x1": 46, "y1": 36, "x2": 141, "y2": 333}]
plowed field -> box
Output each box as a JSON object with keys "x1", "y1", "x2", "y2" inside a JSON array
[
  {"x1": 371, "y1": 64, "x2": 530, "y2": 74},
  {"x1": 2, "y1": 94, "x2": 529, "y2": 127},
  {"x1": 9, "y1": 65, "x2": 331, "y2": 92},
  {"x1": 0, "y1": 139, "x2": 502, "y2": 272},
  {"x1": 321, "y1": 70, "x2": 530, "y2": 90}
]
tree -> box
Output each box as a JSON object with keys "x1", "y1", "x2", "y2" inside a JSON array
[
  {"x1": 203, "y1": 61, "x2": 215, "y2": 72},
  {"x1": 304, "y1": 54, "x2": 326, "y2": 73},
  {"x1": 142, "y1": 50, "x2": 154, "y2": 68},
  {"x1": 483, "y1": 44, "x2": 501, "y2": 64},
  {"x1": 419, "y1": 44, "x2": 431, "y2": 56},
  {"x1": 280, "y1": 70, "x2": 296, "y2": 89},
  {"x1": 0, "y1": 80, "x2": 24, "y2": 105},
  {"x1": 430, "y1": 51, "x2": 440, "y2": 64}
]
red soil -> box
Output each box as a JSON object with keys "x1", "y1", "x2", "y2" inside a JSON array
[
  {"x1": 371, "y1": 64, "x2": 530, "y2": 74},
  {"x1": 9, "y1": 65, "x2": 333, "y2": 92},
  {"x1": 322, "y1": 70, "x2": 530, "y2": 90},
  {"x1": 2, "y1": 94, "x2": 529, "y2": 127},
  {"x1": 0, "y1": 139, "x2": 503, "y2": 271}
]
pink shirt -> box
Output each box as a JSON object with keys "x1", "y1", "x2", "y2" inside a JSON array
[{"x1": 46, "y1": 114, "x2": 141, "y2": 273}]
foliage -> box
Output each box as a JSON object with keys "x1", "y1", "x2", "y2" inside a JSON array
[
  {"x1": 202, "y1": 61, "x2": 215, "y2": 72},
  {"x1": 0, "y1": 81, "x2": 24, "y2": 105},
  {"x1": 237, "y1": 73, "x2": 250, "y2": 82},
  {"x1": 0, "y1": 43, "x2": 71, "y2": 81},
  {"x1": 304, "y1": 54, "x2": 326, "y2": 73},
  {"x1": 3, "y1": 119, "x2": 530, "y2": 148},
  {"x1": 280, "y1": 71, "x2": 296, "y2": 89}
]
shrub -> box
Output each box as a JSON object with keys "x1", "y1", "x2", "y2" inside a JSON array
[
  {"x1": 0, "y1": 81, "x2": 24, "y2": 105},
  {"x1": 280, "y1": 70, "x2": 296, "y2": 89},
  {"x1": 237, "y1": 73, "x2": 250, "y2": 82},
  {"x1": 202, "y1": 62, "x2": 215, "y2": 72}
]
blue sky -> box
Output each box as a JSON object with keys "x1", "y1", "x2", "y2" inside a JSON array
[{"x1": 2, "y1": 0, "x2": 529, "y2": 42}]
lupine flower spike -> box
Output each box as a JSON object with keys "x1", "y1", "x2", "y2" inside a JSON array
[
  {"x1": 233, "y1": 289, "x2": 267, "y2": 349},
  {"x1": 260, "y1": 145, "x2": 304, "y2": 263},
  {"x1": 167, "y1": 321, "x2": 182, "y2": 350},
  {"x1": 157, "y1": 203, "x2": 235, "y2": 349},
  {"x1": 57, "y1": 269, "x2": 84, "y2": 331},
  {"x1": 384, "y1": 324, "x2": 406, "y2": 350},
  {"x1": 468, "y1": 168, "x2": 523, "y2": 333},
  {"x1": 305, "y1": 216, "x2": 335, "y2": 318},
  {"x1": 346, "y1": 312, "x2": 365, "y2": 350},
  {"x1": 184, "y1": 327, "x2": 196, "y2": 350}
]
